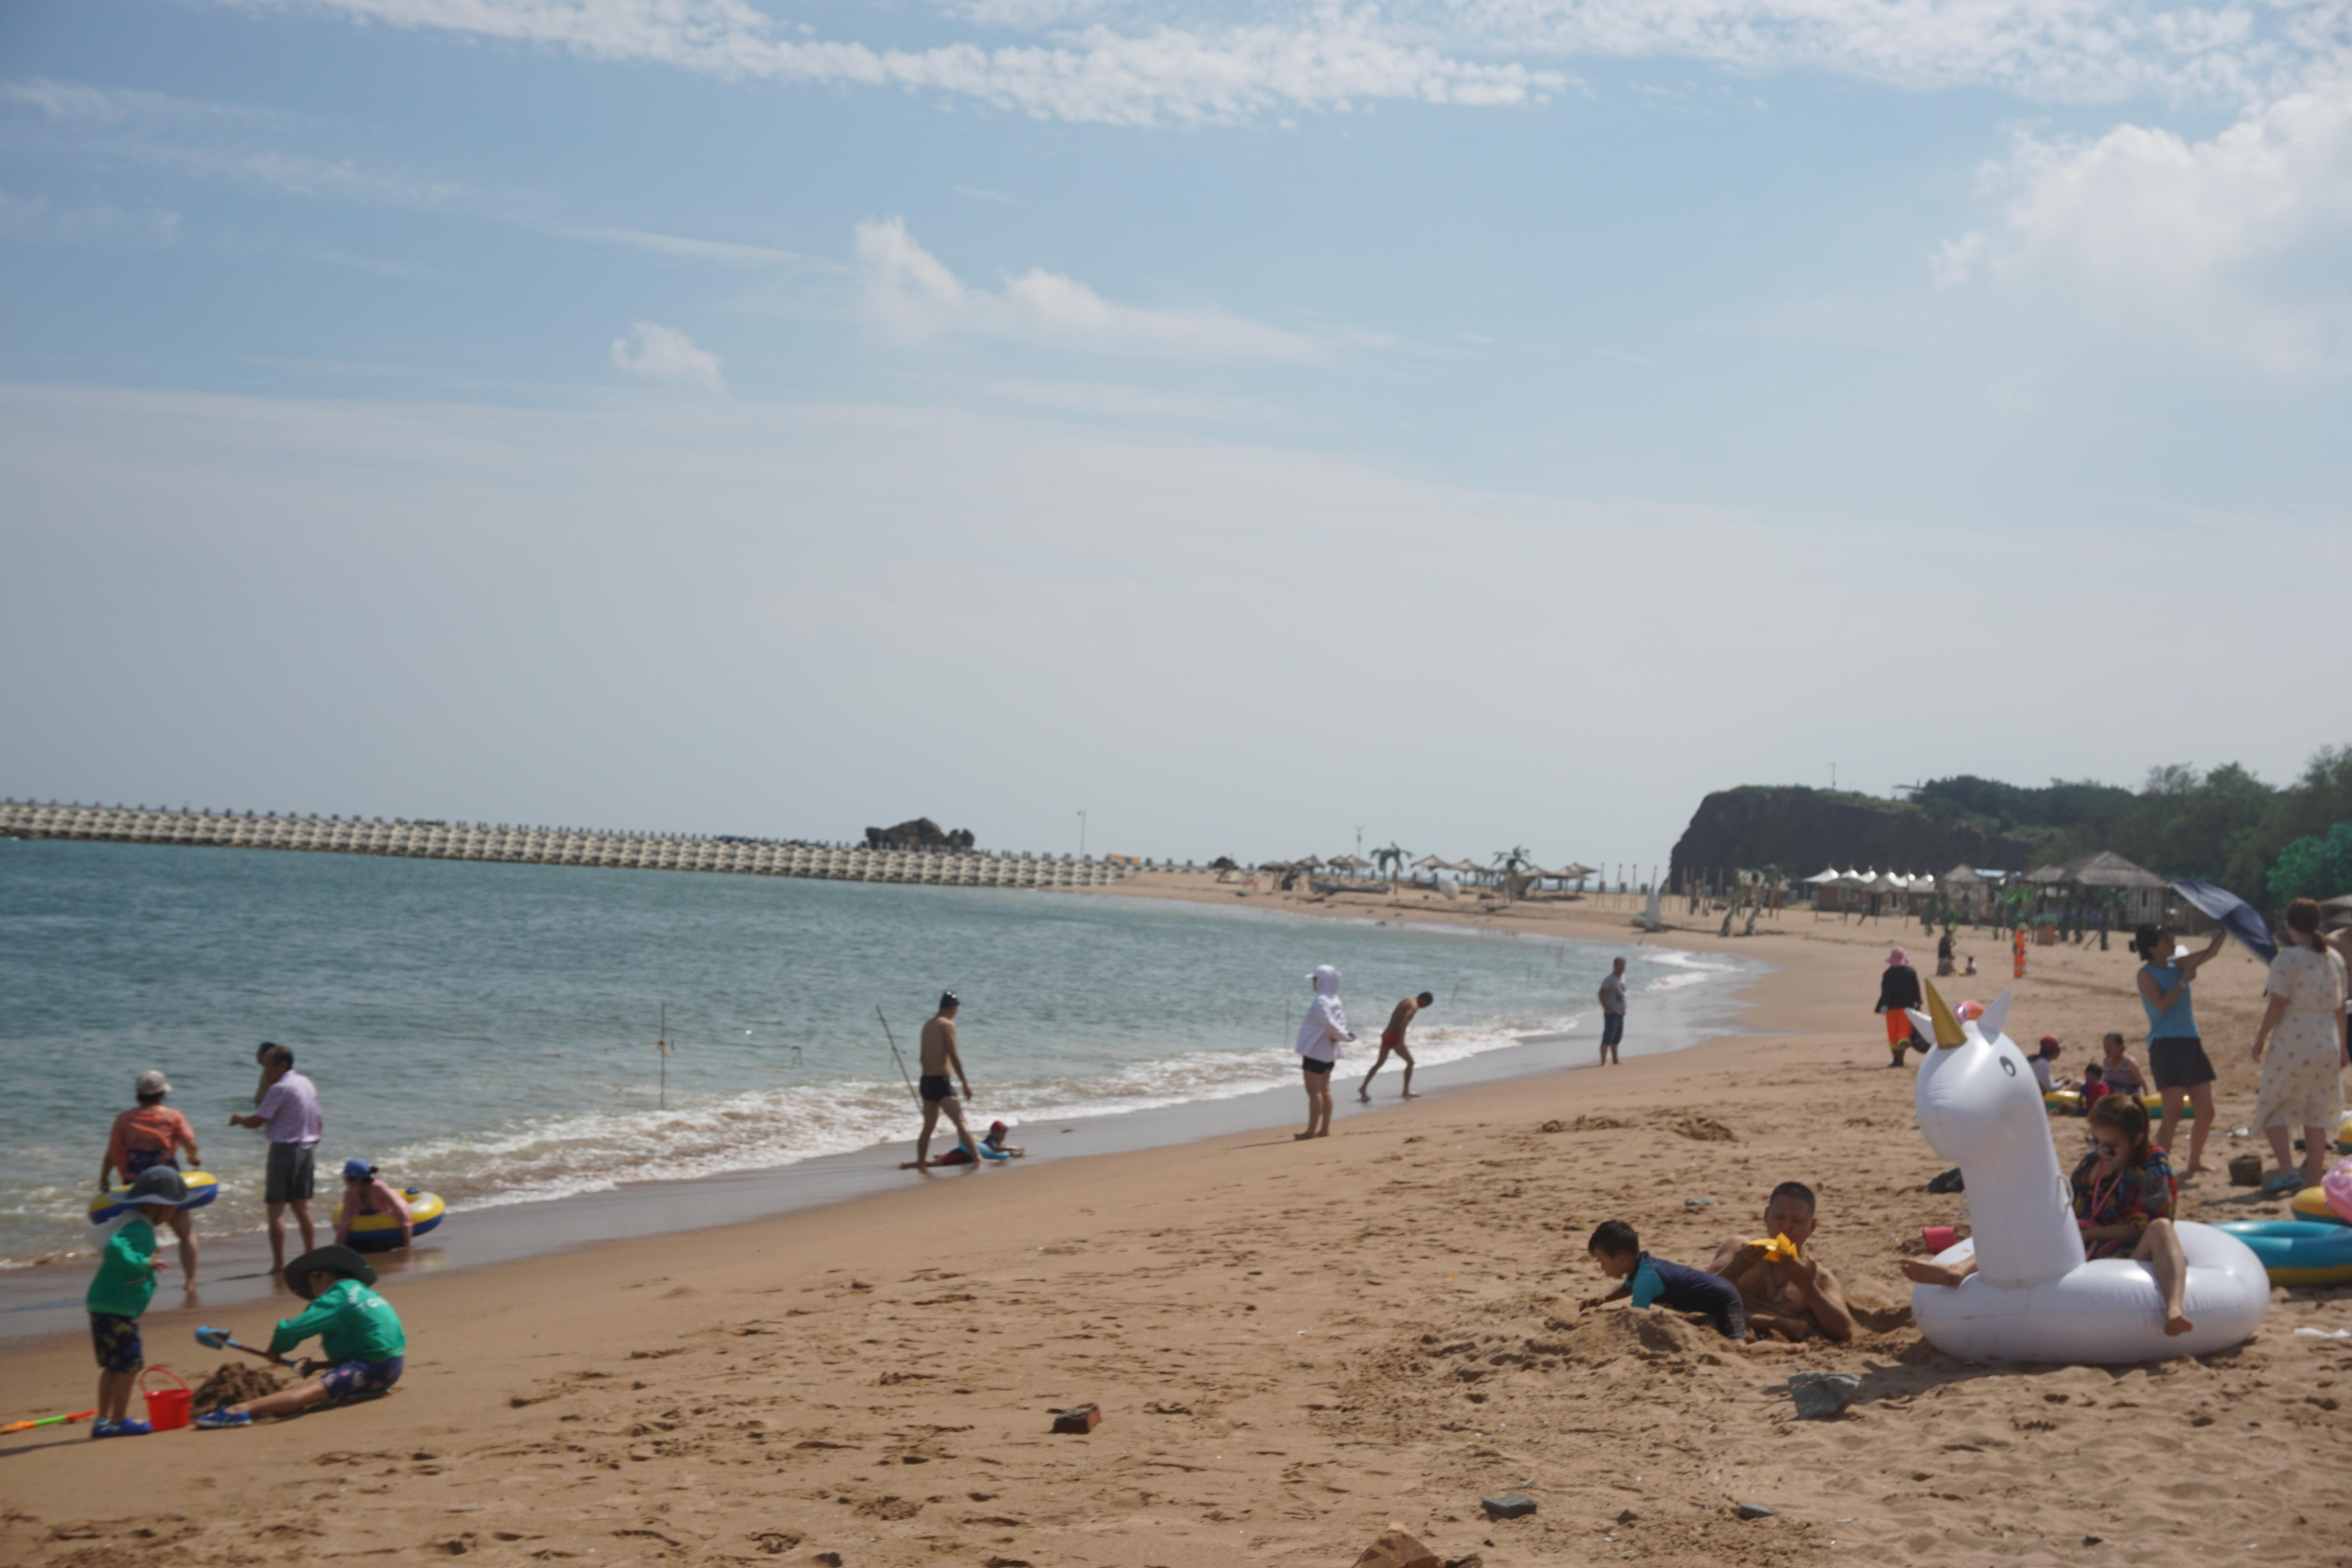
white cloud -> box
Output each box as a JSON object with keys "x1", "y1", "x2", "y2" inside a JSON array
[
  {"x1": 0, "y1": 191, "x2": 179, "y2": 245},
  {"x1": 1937, "y1": 74, "x2": 2352, "y2": 367},
  {"x1": 211, "y1": 1, "x2": 1566, "y2": 125},
  {"x1": 982, "y1": 377, "x2": 1301, "y2": 422},
  {"x1": 560, "y1": 226, "x2": 799, "y2": 267},
  {"x1": 854, "y1": 217, "x2": 1325, "y2": 361},
  {"x1": 610, "y1": 321, "x2": 728, "y2": 393},
  {"x1": 211, "y1": 0, "x2": 2349, "y2": 125},
  {"x1": 2, "y1": 76, "x2": 464, "y2": 206}
]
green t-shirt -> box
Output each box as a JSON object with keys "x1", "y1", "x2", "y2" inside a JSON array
[
  {"x1": 85, "y1": 1216, "x2": 159, "y2": 1318},
  {"x1": 269, "y1": 1277, "x2": 407, "y2": 1364}
]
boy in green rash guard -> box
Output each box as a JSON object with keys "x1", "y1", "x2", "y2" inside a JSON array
[
  {"x1": 195, "y1": 1244, "x2": 406, "y2": 1428},
  {"x1": 86, "y1": 1169, "x2": 200, "y2": 1438}
]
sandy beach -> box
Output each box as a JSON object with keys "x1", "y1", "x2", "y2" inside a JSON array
[{"x1": 5, "y1": 875, "x2": 2347, "y2": 1568}]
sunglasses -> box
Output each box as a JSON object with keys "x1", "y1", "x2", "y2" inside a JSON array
[{"x1": 2084, "y1": 1134, "x2": 2127, "y2": 1156}]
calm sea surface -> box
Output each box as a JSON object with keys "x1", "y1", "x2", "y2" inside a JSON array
[{"x1": 0, "y1": 841, "x2": 1742, "y2": 1265}]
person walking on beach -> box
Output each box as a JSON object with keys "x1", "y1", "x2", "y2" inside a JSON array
[
  {"x1": 102, "y1": 1070, "x2": 203, "y2": 1283},
  {"x1": 2250, "y1": 898, "x2": 2348, "y2": 1194},
  {"x1": 913, "y1": 992, "x2": 980, "y2": 1169},
  {"x1": 1876, "y1": 948, "x2": 1923, "y2": 1067},
  {"x1": 1359, "y1": 991, "x2": 1434, "y2": 1101},
  {"x1": 1296, "y1": 965, "x2": 1351, "y2": 1139},
  {"x1": 229, "y1": 1043, "x2": 321, "y2": 1279},
  {"x1": 1597, "y1": 958, "x2": 1628, "y2": 1065},
  {"x1": 2135, "y1": 924, "x2": 2226, "y2": 1177}
]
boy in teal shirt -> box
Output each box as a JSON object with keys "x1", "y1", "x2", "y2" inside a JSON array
[
  {"x1": 196, "y1": 1244, "x2": 407, "y2": 1428},
  {"x1": 86, "y1": 1168, "x2": 200, "y2": 1437}
]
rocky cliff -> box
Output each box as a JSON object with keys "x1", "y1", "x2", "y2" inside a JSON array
[
  {"x1": 1667, "y1": 788, "x2": 2043, "y2": 882},
  {"x1": 864, "y1": 817, "x2": 976, "y2": 852}
]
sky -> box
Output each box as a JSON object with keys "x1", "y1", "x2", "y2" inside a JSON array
[{"x1": 3, "y1": 0, "x2": 2348, "y2": 871}]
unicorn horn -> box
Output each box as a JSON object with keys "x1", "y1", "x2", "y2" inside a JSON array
[{"x1": 1920, "y1": 982, "x2": 1968, "y2": 1049}]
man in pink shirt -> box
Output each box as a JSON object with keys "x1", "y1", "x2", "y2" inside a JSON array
[{"x1": 230, "y1": 1042, "x2": 323, "y2": 1278}]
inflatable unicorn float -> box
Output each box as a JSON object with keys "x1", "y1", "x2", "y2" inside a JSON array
[{"x1": 1904, "y1": 984, "x2": 2270, "y2": 1363}]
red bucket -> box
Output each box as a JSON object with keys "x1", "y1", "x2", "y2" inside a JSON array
[
  {"x1": 141, "y1": 1367, "x2": 192, "y2": 1431},
  {"x1": 1922, "y1": 1225, "x2": 1959, "y2": 1254}
]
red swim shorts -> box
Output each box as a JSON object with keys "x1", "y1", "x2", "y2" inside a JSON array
[{"x1": 1884, "y1": 1010, "x2": 1915, "y2": 1047}]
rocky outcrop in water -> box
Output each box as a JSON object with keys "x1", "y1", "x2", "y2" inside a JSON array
[{"x1": 864, "y1": 817, "x2": 976, "y2": 853}]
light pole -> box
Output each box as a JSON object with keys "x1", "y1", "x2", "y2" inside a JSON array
[{"x1": 1077, "y1": 809, "x2": 1087, "y2": 859}]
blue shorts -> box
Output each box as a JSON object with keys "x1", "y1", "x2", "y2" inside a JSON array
[
  {"x1": 90, "y1": 1312, "x2": 143, "y2": 1372},
  {"x1": 320, "y1": 1356, "x2": 404, "y2": 1401},
  {"x1": 1602, "y1": 1013, "x2": 1625, "y2": 1048}
]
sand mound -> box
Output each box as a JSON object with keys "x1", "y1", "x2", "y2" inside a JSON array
[{"x1": 193, "y1": 1364, "x2": 285, "y2": 1414}]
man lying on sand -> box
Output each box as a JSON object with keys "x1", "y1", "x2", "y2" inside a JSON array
[
  {"x1": 912, "y1": 993, "x2": 980, "y2": 1169},
  {"x1": 1359, "y1": 991, "x2": 1433, "y2": 1101},
  {"x1": 1706, "y1": 1181, "x2": 1856, "y2": 1343}
]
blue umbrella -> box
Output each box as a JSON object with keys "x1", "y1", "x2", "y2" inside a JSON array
[{"x1": 2171, "y1": 879, "x2": 2278, "y2": 963}]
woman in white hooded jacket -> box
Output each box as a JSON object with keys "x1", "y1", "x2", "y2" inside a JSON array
[{"x1": 1296, "y1": 965, "x2": 1352, "y2": 1140}]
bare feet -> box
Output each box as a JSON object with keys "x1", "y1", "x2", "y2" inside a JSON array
[
  {"x1": 2164, "y1": 1311, "x2": 2196, "y2": 1337},
  {"x1": 1294, "y1": 1131, "x2": 1316, "y2": 1141},
  {"x1": 1402, "y1": 1090, "x2": 1419, "y2": 1099},
  {"x1": 1900, "y1": 1259, "x2": 1968, "y2": 1288},
  {"x1": 1357, "y1": 1089, "x2": 1371, "y2": 1102}
]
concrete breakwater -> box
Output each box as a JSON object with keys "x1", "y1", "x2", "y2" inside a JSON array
[{"x1": 0, "y1": 800, "x2": 1135, "y2": 889}]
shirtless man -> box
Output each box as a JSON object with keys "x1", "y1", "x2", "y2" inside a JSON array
[
  {"x1": 1705, "y1": 1181, "x2": 1856, "y2": 1343},
  {"x1": 1359, "y1": 991, "x2": 1435, "y2": 1101},
  {"x1": 913, "y1": 992, "x2": 979, "y2": 1169}
]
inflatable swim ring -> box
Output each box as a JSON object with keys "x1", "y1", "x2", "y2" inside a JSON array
[
  {"x1": 330, "y1": 1188, "x2": 446, "y2": 1250},
  {"x1": 2040, "y1": 1091, "x2": 2193, "y2": 1119},
  {"x1": 2337, "y1": 1110, "x2": 2352, "y2": 1156},
  {"x1": 2214, "y1": 1221, "x2": 2352, "y2": 1287},
  {"x1": 89, "y1": 1171, "x2": 219, "y2": 1223},
  {"x1": 1906, "y1": 986, "x2": 2267, "y2": 1363},
  {"x1": 2290, "y1": 1185, "x2": 2349, "y2": 1227}
]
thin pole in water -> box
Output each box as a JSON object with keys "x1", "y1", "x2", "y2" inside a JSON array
[
  {"x1": 656, "y1": 1004, "x2": 670, "y2": 1111},
  {"x1": 876, "y1": 1006, "x2": 921, "y2": 1107}
]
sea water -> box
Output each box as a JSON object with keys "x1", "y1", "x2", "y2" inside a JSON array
[{"x1": 0, "y1": 840, "x2": 1744, "y2": 1266}]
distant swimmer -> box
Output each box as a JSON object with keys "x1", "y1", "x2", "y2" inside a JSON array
[
  {"x1": 1359, "y1": 991, "x2": 1435, "y2": 1101},
  {"x1": 1295, "y1": 965, "x2": 1352, "y2": 1140},
  {"x1": 912, "y1": 992, "x2": 980, "y2": 1169}
]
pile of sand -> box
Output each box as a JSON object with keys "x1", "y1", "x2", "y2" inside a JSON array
[{"x1": 191, "y1": 1363, "x2": 282, "y2": 1414}]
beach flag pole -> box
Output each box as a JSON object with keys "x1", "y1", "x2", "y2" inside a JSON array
[{"x1": 875, "y1": 1007, "x2": 922, "y2": 1107}]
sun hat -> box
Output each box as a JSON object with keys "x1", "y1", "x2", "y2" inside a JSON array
[
  {"x1": 282, "y1": 1244, "x2": 378, "y2": 1299},
  {"x1": 1887, "y1": 947, "x2": 1910, "y2": 966},
  {"x1": 134, "y1": 1069, "x2": 171, "y2": 1097},
  {"x1": 2038, "y1": 1036, "x2": 2061, "y2": 1054},
  {"x1": 119, "y1": 1168, "x2": 194, "y2": 1209},
  {"x1": 341, "y1": 1158, "x2": 376, "y2": 1182}
]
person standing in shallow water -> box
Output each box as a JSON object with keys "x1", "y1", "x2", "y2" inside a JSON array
[
  {"x1": 1295, "y1": 965, "x2": 1351, "y2": 1140},
  {"x1": 1597, "y1": 958, "x2": 1628, "y2": 1065},
  {"x1": 1359, "y1": 991, "x2": 1433, "y2": 1101},
  {"x1": 913, "y1": 992, "x2": 979, "y2": 1169}
]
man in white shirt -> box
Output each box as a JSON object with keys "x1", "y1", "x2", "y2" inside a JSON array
[
  {"x1": 1597, "y1": 958, "x2": 1628, "y2": 1065},
  {"x1": 2029, "y1": 1036, "x2": 2067, "y2": 1094}
]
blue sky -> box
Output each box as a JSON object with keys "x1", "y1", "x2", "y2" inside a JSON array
[{"x1": 4, "y1": 0, "x2": 2348, "y2": 869}]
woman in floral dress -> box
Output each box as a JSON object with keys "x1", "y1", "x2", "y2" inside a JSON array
[{"x1": 2251, "y1": 897, "x2": 2350, "y2": 1193}]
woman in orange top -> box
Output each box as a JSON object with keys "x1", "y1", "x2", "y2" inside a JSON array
[{"x1": 102, "y1": 1070, "x2": 202, "y2": 1280}]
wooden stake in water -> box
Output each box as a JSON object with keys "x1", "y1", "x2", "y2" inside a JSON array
[{"x1": 654, "y1": 1004, "x2": 672, "y2": 1111}]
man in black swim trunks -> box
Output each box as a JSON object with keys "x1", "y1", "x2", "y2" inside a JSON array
[{"x1": 914, "y1": 992, "x2": 979, "y2": 1169}]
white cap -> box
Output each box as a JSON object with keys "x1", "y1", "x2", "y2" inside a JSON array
[{"x1": 135, "y1": 1069, "x2": 171, "y2": 1097}]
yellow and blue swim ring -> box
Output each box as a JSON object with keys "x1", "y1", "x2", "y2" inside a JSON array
[
  {"x1": 2215, "y1": 1220, "x2": 2352, "y2": 1287},
  {"x1": 2041, "y1": 1091, "x2": 2193, "y2": 1119},
  {"x1": 332, "y1": 1188, "x2": 446, "y2": 1250},
  {"x1": 89, "y1": 1170, "x2": 219, "y2": 1223},
  {"x1": 2290, "y1": 1184, "x2": 2348, "y2": 1227}
]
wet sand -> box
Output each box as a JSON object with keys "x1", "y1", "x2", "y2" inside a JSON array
[{"x1": 3, "y1": 878, "x2": 2347, "y2": 1568}]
